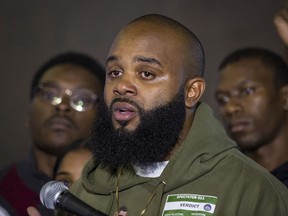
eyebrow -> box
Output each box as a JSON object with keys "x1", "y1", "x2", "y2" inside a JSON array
[
  {"x1": 106, "y1": 55, "x2": 163, "y2": 68},
  {"x1": 40, "y1": 81, "x2": 96, "y2": 92},
  {"x1": 135, "y1": 56, "x2": 163, "y2": 68},
  {"x1": 215, "y1": 79, "x2": 257, "y2": 96},
  {"x1": 106, "y1": 55, "x2": 118, "y2": 66}
]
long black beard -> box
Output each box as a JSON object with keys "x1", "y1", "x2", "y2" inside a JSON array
[{"x1": 89, "y1": 87, "x2": 186, "y2": 168}]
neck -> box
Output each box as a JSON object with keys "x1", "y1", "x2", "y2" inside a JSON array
[
  {"x1": 246, "y1": 134, "x2": 288, "y2": 172},
  {"x1": 33, "y1": 146, "x2": 57, "y2": 177}
]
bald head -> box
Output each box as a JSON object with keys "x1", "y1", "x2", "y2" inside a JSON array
[{"x1": 109, "y1": 14, "x2": 205, "y2": 79}]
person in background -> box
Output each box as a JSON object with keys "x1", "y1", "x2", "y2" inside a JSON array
[
  {"x1": 0, "y1": 52, "x2": 105, "y2": 216},
  {"x1": 26, "y1": 14, "x2": 288, "y2": 216},
  {"x1": 26, "y1": 140, "x2": 93, "y2": 216},
  {"x1": 215, "y1": 47, "x2": 288, "y2": 187},
  {"x1": 53, "y1": 139, "x2": 92, "y2": 186}
]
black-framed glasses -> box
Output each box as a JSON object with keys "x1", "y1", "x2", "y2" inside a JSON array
[{"x1": 36, "y1": 83, "x2": 98, "y2": 112}]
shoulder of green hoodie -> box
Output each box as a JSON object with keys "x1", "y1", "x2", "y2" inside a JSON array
[{"x1": 60, "y1": 102, "x2": 288, "y2": 216}]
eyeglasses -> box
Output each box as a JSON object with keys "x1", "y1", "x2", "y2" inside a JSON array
[{"x1": 35, "y1": 83, "x2": 98, "y2": 112}]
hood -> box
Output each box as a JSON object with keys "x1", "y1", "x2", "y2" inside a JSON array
[{"x1": 159, "y1": 102, "x2": 237, "y2": 192}]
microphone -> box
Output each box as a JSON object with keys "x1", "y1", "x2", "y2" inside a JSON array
[{"x1": 40, "y1": 181, "x2": 107, "y2": 216}]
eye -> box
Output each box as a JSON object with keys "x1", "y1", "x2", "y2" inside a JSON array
[
  {"x1": 108, "y1": 70, "x2": 122, "y2": 78},
  {"x1": 63, "y1": 180, "x2": 72, "y2": 188},
  {"x1": 39, "y1": 88, "x2": 58, "y2": 101},
  {"x1": 72, "y1": 95, "x2": 95, "y2": 107},
  {"x1": 216, "y1": 94, "x2": 230, "y2": 106},
  {"x1": 139, "y1": 71, "x2": 155, "y2": 80},
  {"x1": 240, "y1": 87, "x2": 256, "y2": 96}
]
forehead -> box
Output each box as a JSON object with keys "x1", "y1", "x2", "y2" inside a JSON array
[
  {"x1": 217, "y1": 58, "x2": 275, "y2": 89},
  {"x1": 40, "y1": 64, "x2": 101, "y2": 90},
  {"x1": 62, "y1": 148, "x2": 91, "y2": 161},
  {"x1": 59, "y1": 149, "x2": 91, "y2": 168},
  {"x1": 108, "y1": 22, "x2": 185, "y2": 66}
]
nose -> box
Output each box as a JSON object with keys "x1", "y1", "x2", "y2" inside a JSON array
[
  {"x1": 222, "y1": 99, "x2": 242, "y2": 117},
  {"x1": 55, "y1": 96, "x2": 72, "y2": 113},
  {"x1": 113, "y1": 74, "x2": 137, "y2": 96}
]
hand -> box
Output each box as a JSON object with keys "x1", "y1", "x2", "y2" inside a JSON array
[
  {"x1": 274, "y1": 5, "x2": 288, "y2": 46},
  {"x1": 27, "y1": 206, "x2": 41, "y2": 216}
]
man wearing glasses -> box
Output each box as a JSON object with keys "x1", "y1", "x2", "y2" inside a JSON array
[{"x1": 0, "y1": 52, "x2": 105, "y2": 216}]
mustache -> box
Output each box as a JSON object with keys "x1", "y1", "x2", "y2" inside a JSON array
[{"x1": 109, "y1": 98, "x2": 144, "y2": 114}]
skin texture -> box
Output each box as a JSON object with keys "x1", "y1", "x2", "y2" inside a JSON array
[
  {"x1": 27, "y1": 64, "x2": 102, "y2": 177},
  {"x1": 54, "y1": 148, "x2": 92, "y2": 186},
  {"x1": 215, "y1": 57, "x2": 288, "y2": 171},
  {"x1": 105, "y1": 19, "x2": 205, "y2": 153},
  {"x1": 27, "y1": 207, "x2": 41, "y2": 216}
]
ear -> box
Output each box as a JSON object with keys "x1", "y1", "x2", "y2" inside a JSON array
[
  {"x1": 185, "y1": 76, "x2": 206, "y2": 108},
  {"x1": 281, "y1": 84, "x2": 288, "y2": 110}
]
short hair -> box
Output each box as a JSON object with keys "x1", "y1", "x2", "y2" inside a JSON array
[
  {"x1": 219, "y1": 47, "x2": 288, "y2": 88},
  {"x1": 128, "y1": 14, "x2": 205, "y2": 77},
  {"x1": 30, "y1": 52, "x2": 106, "y2": 99}
]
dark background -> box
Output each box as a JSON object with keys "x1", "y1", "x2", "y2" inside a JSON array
[{"x1": 0, "y1": 0, "x2": 286, "y2": 168}]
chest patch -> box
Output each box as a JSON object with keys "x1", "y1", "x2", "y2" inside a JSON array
[{"x1": 162, "y1": 194, "x2": 218, "y2": 216}]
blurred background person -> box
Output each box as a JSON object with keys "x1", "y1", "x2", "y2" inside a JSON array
[
  {"x1": 27, "y1": 139, "x2": 93, "y2": 216},
  {"x1": 0, "y1": 52, "x2": 105, "y2": 215},
  {"x1": 215, "y1": 47, "x2": 288, "y2": 187},
  {"x1": 53, "y1": 139, "x2": 92, "y2": 186}
]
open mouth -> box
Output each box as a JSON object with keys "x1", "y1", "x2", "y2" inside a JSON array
[{"x1": 112, "y1": 101, "x2": 137, "y2": 122}]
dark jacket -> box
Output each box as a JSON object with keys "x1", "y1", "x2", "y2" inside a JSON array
[
  {"x1": 0, "y1": 152, "x2": 54, "y2": 216},
  {"x1": 60, "y1": 103, "x2": 288, "y2": 216}
]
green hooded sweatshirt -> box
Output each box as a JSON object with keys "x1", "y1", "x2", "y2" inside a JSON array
[{"x1": 58, "y1": 102, "x2": 288, "y2": 216}]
